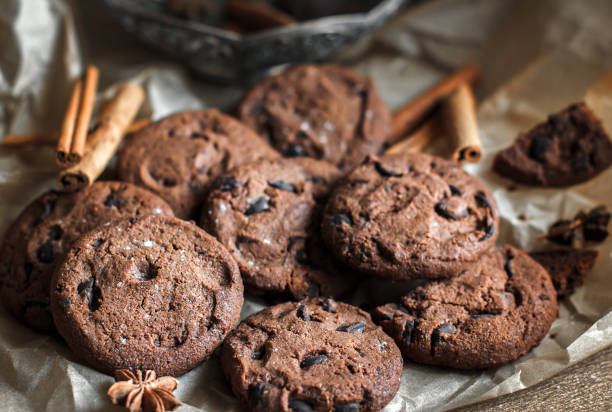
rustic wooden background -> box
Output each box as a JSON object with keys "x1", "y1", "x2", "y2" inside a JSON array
[{"x1": 454, "y1": 345, "x2": 612, "y2": 411}]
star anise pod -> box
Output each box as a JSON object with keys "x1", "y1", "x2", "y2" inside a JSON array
[{"x1": 107, "y1": 369, "x2": 181, "y2": 412}]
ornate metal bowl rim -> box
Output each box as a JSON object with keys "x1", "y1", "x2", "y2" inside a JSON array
[{"x1": 105, "y1": 0, "x2": 407, "y2": 44}]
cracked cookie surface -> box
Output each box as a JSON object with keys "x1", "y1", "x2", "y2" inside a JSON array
[
  {"x1": 372, "y1": 246, "x2": 558, "y2": 369},
  {"x1": 220, "y1": 298, "x2": 402, "y2": 412},
  {"x1": 50, "y1": 215, "x2": 243, "y2": 377},
  {"x1": 0, "y1": 181, "x2": 173, "y2": 332},
  {"x1": 201, "y1": 158, "x2": 355, "y2": 300},
  {"x1": 493, "y1": 103, "x2": 612, "y2": 187},
  {"x1": 117, "y1": 109, "x2": 279, "y2": 219},
  {"x1": 238, "y1": 64, "x2": 391, "y2": 171},
  {"x1": 322, "y1": 153, "x2": 499, "y2": 280}
]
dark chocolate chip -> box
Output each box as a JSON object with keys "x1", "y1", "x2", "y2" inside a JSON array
[
  {"x1": 36, "y1": 242, "x2": 54, "y2": 263},
  {"x1": 245, "y1": 197, "x2": 270, "y2": 215},
  {"x1": 449, "y1": 184, "x2": 462, "y2": 196},
  {"x1": 319, "y1": 297, "x2": 336, "y2": 313},
  {"x1": 92, "y1": 239, "x2": 103, "y2": 247},
  {"x1": 104, "y1": 193, "x2": 123, "y2": 208},
  {"x1": 435, "y1": 201, "x2": 467, "y2": 220},
  {"x1": 252, "y1": 347, "x2": 265, "y2": 360},
  {"x1": 431, "y1": 323, "x2": 456, "y2": 355},
  {"x1": 470, "y1": 311, "x2": 497, "y2": 319},
  {"x1": 289, "y1": 400, "x2": 313, "y2": 412},
  {"x1": 269, "y1": 180, "x2": 297, "y2": 193},
  {"x1": 332, "y1": 214, "x2": 352, "y2": 226},
  {"x1": 378, "y1": 313, "x2": 392, "y2": 321},
  {"x1": 374, "y1": 161, "x2": 403, "y2": 177},
  {"x1": 528, "y1": 136, "x2": 550, "y2": 160},
  {"x1": 416, "y1": 231, "x2": 424, "y2": 237},
  {"x1": 479, "y1": 221, "x2": 495, "y2": 241},
  {"x1": 49, "y1": 225, "x2": 63, "y2": 240},
  {"x1": 300, "y1": 353, "x2": 328, "y2": 368},
  {"x1": 336, "y1": 321, "x2": 366, "y2": 334},
  {"x1": 296, "y1": 130, "x2": 308, "y2": 140},
  {"x1": 77, "y1": 278, "x2": 101, "y2": 312},
  {"x1": 402, "y1": 320, "x2": 415, "y2": 344},
  {"x1": 474, "y1": 192, "x2": 493, "y2": 213},
  {"x1": 285, "y1": 144, "x2": 305, "y2": 157},
  {"x1": 296, "y1": 304, "x2": 310, "y2": 321},
  {"x1": 295, "y1": 248, "x2": 309, "y2": 264},
  {"x1": 335, "y1": 402, "x2": 360, "y2": 412},
  {"x1": 220, "y1": 176, "x2": 241, "y2": 191},
  {"x1": 248, "y1": 382, "x2": 268, "y2": 407}
]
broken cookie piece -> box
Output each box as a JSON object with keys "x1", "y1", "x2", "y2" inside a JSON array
[
  {"x1": 493, "y1": 103, "x2": 612, "y2": 187},
  {"x1": 530, "y1": 249, "x2": 598, "y2": 298}
]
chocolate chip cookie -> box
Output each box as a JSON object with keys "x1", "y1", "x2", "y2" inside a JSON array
[
  {"x1": 322, "y1": 153, "x2": 499, "y2": 280},
  {"x1": 529, "y1": 249, "x2": 598, "y2": 298},
  {"x1": 50, "y1": 215, "x2": 243, "y2": 377},
  {"x1": 201, "y1": 158, "x2": 354, "y2": 300},
  {"x1": 220, "y1": 298, "x2": 402, "y2": 412},
  {"x1": 238, "y1": 64, "x2": 392, "y2": 171},
  {"x1": 493, "y1": 103, "x2": 612, "y2": 187},
  {"x1": 117, "y1": 109, "x2": 279, "y2": 219},
  {"x1": 373, "y1": 246, "x2": 558, "y2": 369},
  {"x1": 0, "y1": 181, "x2": 173, "y2": 332}
]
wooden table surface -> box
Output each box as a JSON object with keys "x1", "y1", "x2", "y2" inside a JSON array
[{"x1": 453, "y1": 345, "x2": 612, "y2": 411}]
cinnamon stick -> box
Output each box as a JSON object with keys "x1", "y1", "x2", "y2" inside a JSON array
[
  {"x1": 68, "y1": 65, "x2": 99, "y2": 166},
  {"x1": 441, "y1": 83, "x2": 482, "y2": 163},
  {"x1": 56, "y1": 77, "x2": 83, "y2": 165},
  {"x1": 58, "y1": 83, "x2": 144, "y2": 192},
  {"x1": 227, "y1": 0, "x2": 296, "y2": 31},
  {"x1": 391, "y1": 63, "x2": 480, "y2": 143},
  {"x1": 2, "y1": 132, "x2": 59, "y2": 147},
  {"x1": 385, "y1": 116, "x2": 440, "y2": 155}
]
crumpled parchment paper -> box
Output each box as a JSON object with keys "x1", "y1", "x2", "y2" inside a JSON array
[{"x1": 1, "y1": 0, "x2": 611, "y2": 411}]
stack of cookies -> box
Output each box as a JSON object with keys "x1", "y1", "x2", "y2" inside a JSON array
[{"x1": 5, "y1": 63, "x2": 600, "y2": 412}]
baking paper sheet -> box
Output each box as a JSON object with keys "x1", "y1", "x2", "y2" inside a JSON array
[{"x1": 1, "y1": 0, "x2": 611, "y2": 411}]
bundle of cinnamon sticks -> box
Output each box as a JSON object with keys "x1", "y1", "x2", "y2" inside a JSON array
[
  {"x1": 2, "y1": 65, "x2": 147, "y2": 192},
  {"x1": 386, "y1": 63, "x2": 483, "y2": 164}
]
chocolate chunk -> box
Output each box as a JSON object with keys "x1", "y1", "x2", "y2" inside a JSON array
[
  {"x1": 435, "y1": 201, "x2": 467, "y2": 220},
  {"x1": 49, "y1": 225, "x2": 63, "y2": 240},
  {"x1": 430, "y1": 323, "x2": 456, "y2": 355},
  {"x1": 528, "y1": 136, "x2": 550, "y2": 160},
  {"x1": 269, "y1": 180, "x2": 297, "y2": 193},
  {"x1": 104, "y1": 192, "x2": 123, "y2": 208},
  {"x1": 336, "y1": 321, "x2": 366, "y2": 334},
  {"x1": 374, "y1": 162, "x2": 403, "y2": 177},
  {"x1": 402, "y1": 320, "x2": 415, "y2": 344},
  {"x1": 474, "y1": 192, "x2": 493, "y2": 213},
  {"x1": 36, "y1": 242, "x2": 54, "y2": 263},
  {"x1": 449, "y1": 184, "x2": 462, "y2": 196},
  {"x1": 220, "y1": 176, "x2": 241, "y2": 191},
  {"x1": 285, "y1": 144, "x2": 305, "y2": 157},
  {"x1": 296, "y1": 304, "x2": 310, "y2": 321},
  {"x1": 252, "y1": 347, "x2": 266, "y2": 360},
  {"x1": 300, "y1": 353, "x2": 328, "y2": 368},
  {"x1": 319, "y1": 297, "x2": 336, "y2": 313},
  {"x1": 245, "y1": 197, "x2": 270, "y2": 215},
  {"x1": 289, "y1": 400, "x2": 313, "y2": 412},
  {"x1": 248, "y1": 382, "x2": 268, "y2": 406},
  {"x1": 479, "y1": 220, "x2": 495, "y2": 241},
  {"x1": 335, "y1": 402, "x2": 360, "y2": 412},
  {"x1": 332, "y1": 214, "x2": 352, "y2": 226}
]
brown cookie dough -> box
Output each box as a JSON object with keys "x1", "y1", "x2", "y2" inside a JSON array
[
  {"x1": 201, "y1": 158, "x2": 355, "y2": 300},
  {"x1": 117, "y1": 109, "x2": 279, "y2": 219},
  {"x1": 373, "y1": 246, "x2": 558, "y2": 369},
  {"x1": 529, "y1": 249, "x2": 598, "y2": 298},
  {"x1": 220, "y1": 298, "x2": 402, "y2": 412},
  {"x1": 322, "y1": 153, "x2": 499, "y2": 280},
  {"x1": 493, "y1": 103, "x2": 612, "y2": 187},
  {"x1": 0, "y1": 181, "x2": 173, "y2": 332},
  {"x1": 238, "y1": 64, "x2": 392, "y2": 171},
  {"x1": 50, "y1": 215, "x2": 243, "y2": 377}
]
